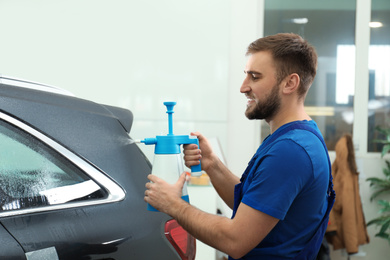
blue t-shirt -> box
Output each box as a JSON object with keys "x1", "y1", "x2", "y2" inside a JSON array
[{"x1": 231, "y1": 120, "x2": 330, "y2": 259}]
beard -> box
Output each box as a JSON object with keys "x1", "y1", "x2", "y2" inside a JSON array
[{"x1": 245, "y1": 84, "x2": 281, "y2": 120}]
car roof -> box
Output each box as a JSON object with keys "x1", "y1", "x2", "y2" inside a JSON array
[
  {"x1": 0, "y1": 75, "x2": 75, "y2": 96},
  {"x1": 0, "y1": 75, "x2": 133, "y2": 133}
]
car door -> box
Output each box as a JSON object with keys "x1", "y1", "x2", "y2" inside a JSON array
[{"x1": 0, "y1": 223, "x2": 26, "y2": 260}]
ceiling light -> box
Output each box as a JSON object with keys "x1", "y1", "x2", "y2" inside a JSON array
[
  {"x1": 291, "y1": 18, "x2": 308, "y2": 24},
  {"x1": 369, "y1": 21, "x2": 383, "y2": 28}
]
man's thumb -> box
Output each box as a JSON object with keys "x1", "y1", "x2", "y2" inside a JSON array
[{"x1": 177, "y1": 172, "x2": 189, "y2": 187}]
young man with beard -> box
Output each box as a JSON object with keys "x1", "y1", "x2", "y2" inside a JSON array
[{"x1": 144, "y1": 33, "x2": 334, "y2": 259}]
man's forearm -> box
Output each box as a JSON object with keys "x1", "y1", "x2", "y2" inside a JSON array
[
  {"x1": 205, "y1": 158, "x2": 240, "y2": 209},
  {"x1": 168, "y1": 199, "x2": 237, "y2": 256}
]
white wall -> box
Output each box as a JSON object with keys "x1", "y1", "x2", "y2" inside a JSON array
[
  {"x1": 0, "y1": 0, "x2": 259, "y2": 174},
  {"x1": 1, "y1": 0, "x2": 389, "y2": 258}
]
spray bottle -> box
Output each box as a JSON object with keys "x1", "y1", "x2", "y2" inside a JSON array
[{"x1": 140, "y1": 101, "x2": 202, "y2": 211}]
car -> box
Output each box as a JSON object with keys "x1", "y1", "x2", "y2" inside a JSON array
[{"x1": 0, "y1": 75, "x2": 196, "y2": 260}]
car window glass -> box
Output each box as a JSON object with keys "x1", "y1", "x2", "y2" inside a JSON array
[{"x1": 0, "y1": 119, "x2": 107, "y2": 212}]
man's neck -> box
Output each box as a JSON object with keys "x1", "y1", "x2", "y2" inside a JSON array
[{"x1": 268, "y1": 105, "x2": 311, "y2": 134}]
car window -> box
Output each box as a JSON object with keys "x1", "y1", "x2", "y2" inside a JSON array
[{"x1": 0, "y1": 119, "x2": 107, "y2": 212}]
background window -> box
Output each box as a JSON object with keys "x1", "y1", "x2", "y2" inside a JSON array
[
  {"x1": 368, "y1": 0, "x2": 390, "y2": 152},
  {"x1": 0, "y1": 120, "x2": 106, "y2": 212},
  {"x1": 263, "y1": 0, "x2": 357, "y2": 150}
]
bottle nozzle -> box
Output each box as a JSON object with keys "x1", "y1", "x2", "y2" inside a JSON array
[
  {"x1": 164, "y1": 101, "x2": 176, "y2": 135},
  {"x1": 140, "y1": 137, "x2": 158, "y2": 145}
]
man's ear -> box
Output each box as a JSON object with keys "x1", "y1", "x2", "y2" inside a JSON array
[{"x1": 282, "y1": 73, "x2": 300, "y2": 95}]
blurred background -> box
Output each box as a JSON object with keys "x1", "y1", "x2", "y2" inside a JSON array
[{"x1": 1, "y1": 0, "x2": 389, "y2": 259}]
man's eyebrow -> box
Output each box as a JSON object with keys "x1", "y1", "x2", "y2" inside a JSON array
[{"x1": 244, "y1": 70, "x2": 261, "y2": 75}]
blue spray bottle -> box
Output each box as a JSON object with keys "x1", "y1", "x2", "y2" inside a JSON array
[{"x1": 141, "y1": 101, "x2": 202, "y2": 211}]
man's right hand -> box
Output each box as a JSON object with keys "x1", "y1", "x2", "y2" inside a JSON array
[{"x1": 183, "y1": 132, "x2": 215, "y2": 172}]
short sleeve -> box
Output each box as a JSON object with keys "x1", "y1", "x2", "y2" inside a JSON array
[{"x1": 241, "y1": 139, "x2": 314, "y2": 220}]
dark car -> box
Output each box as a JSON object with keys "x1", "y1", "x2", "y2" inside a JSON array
[{"x1": 0, "y1": 76, "x2": 195, "y2": 260}]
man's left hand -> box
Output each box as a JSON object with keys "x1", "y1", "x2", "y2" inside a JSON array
[{"x1": 144, "y1": 172, "x2": 188, "y2": 214}]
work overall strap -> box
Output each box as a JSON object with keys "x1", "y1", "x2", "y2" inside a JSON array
[{"x1": 287, "y1": 124, "x2": 335, "y2": 260}]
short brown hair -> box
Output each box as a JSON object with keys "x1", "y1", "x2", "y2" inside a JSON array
[{"x1": 247, "y1": 33, "x2": 318, "y2": 98}]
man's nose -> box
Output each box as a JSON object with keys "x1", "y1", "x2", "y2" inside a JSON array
[{"x1": 240, "y1": 78, "x2": 250, "y2": 93}]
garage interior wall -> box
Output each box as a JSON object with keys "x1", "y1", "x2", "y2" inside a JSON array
[{"x1": 0, "y1": 0, "x2": 389, "y2": 259}]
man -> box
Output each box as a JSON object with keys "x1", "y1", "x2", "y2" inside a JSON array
[{"x1": 144, "y1": 33, "x2": 334, "y2": 259}]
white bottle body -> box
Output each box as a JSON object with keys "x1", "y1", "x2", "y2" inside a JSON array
[{"x1": 147, "y1": 154, "x2": 189, "y2": 211}]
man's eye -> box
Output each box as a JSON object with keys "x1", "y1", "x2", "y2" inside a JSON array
[{"x1": 251, "y1": 74, "x2": 259, "y2": 80}]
